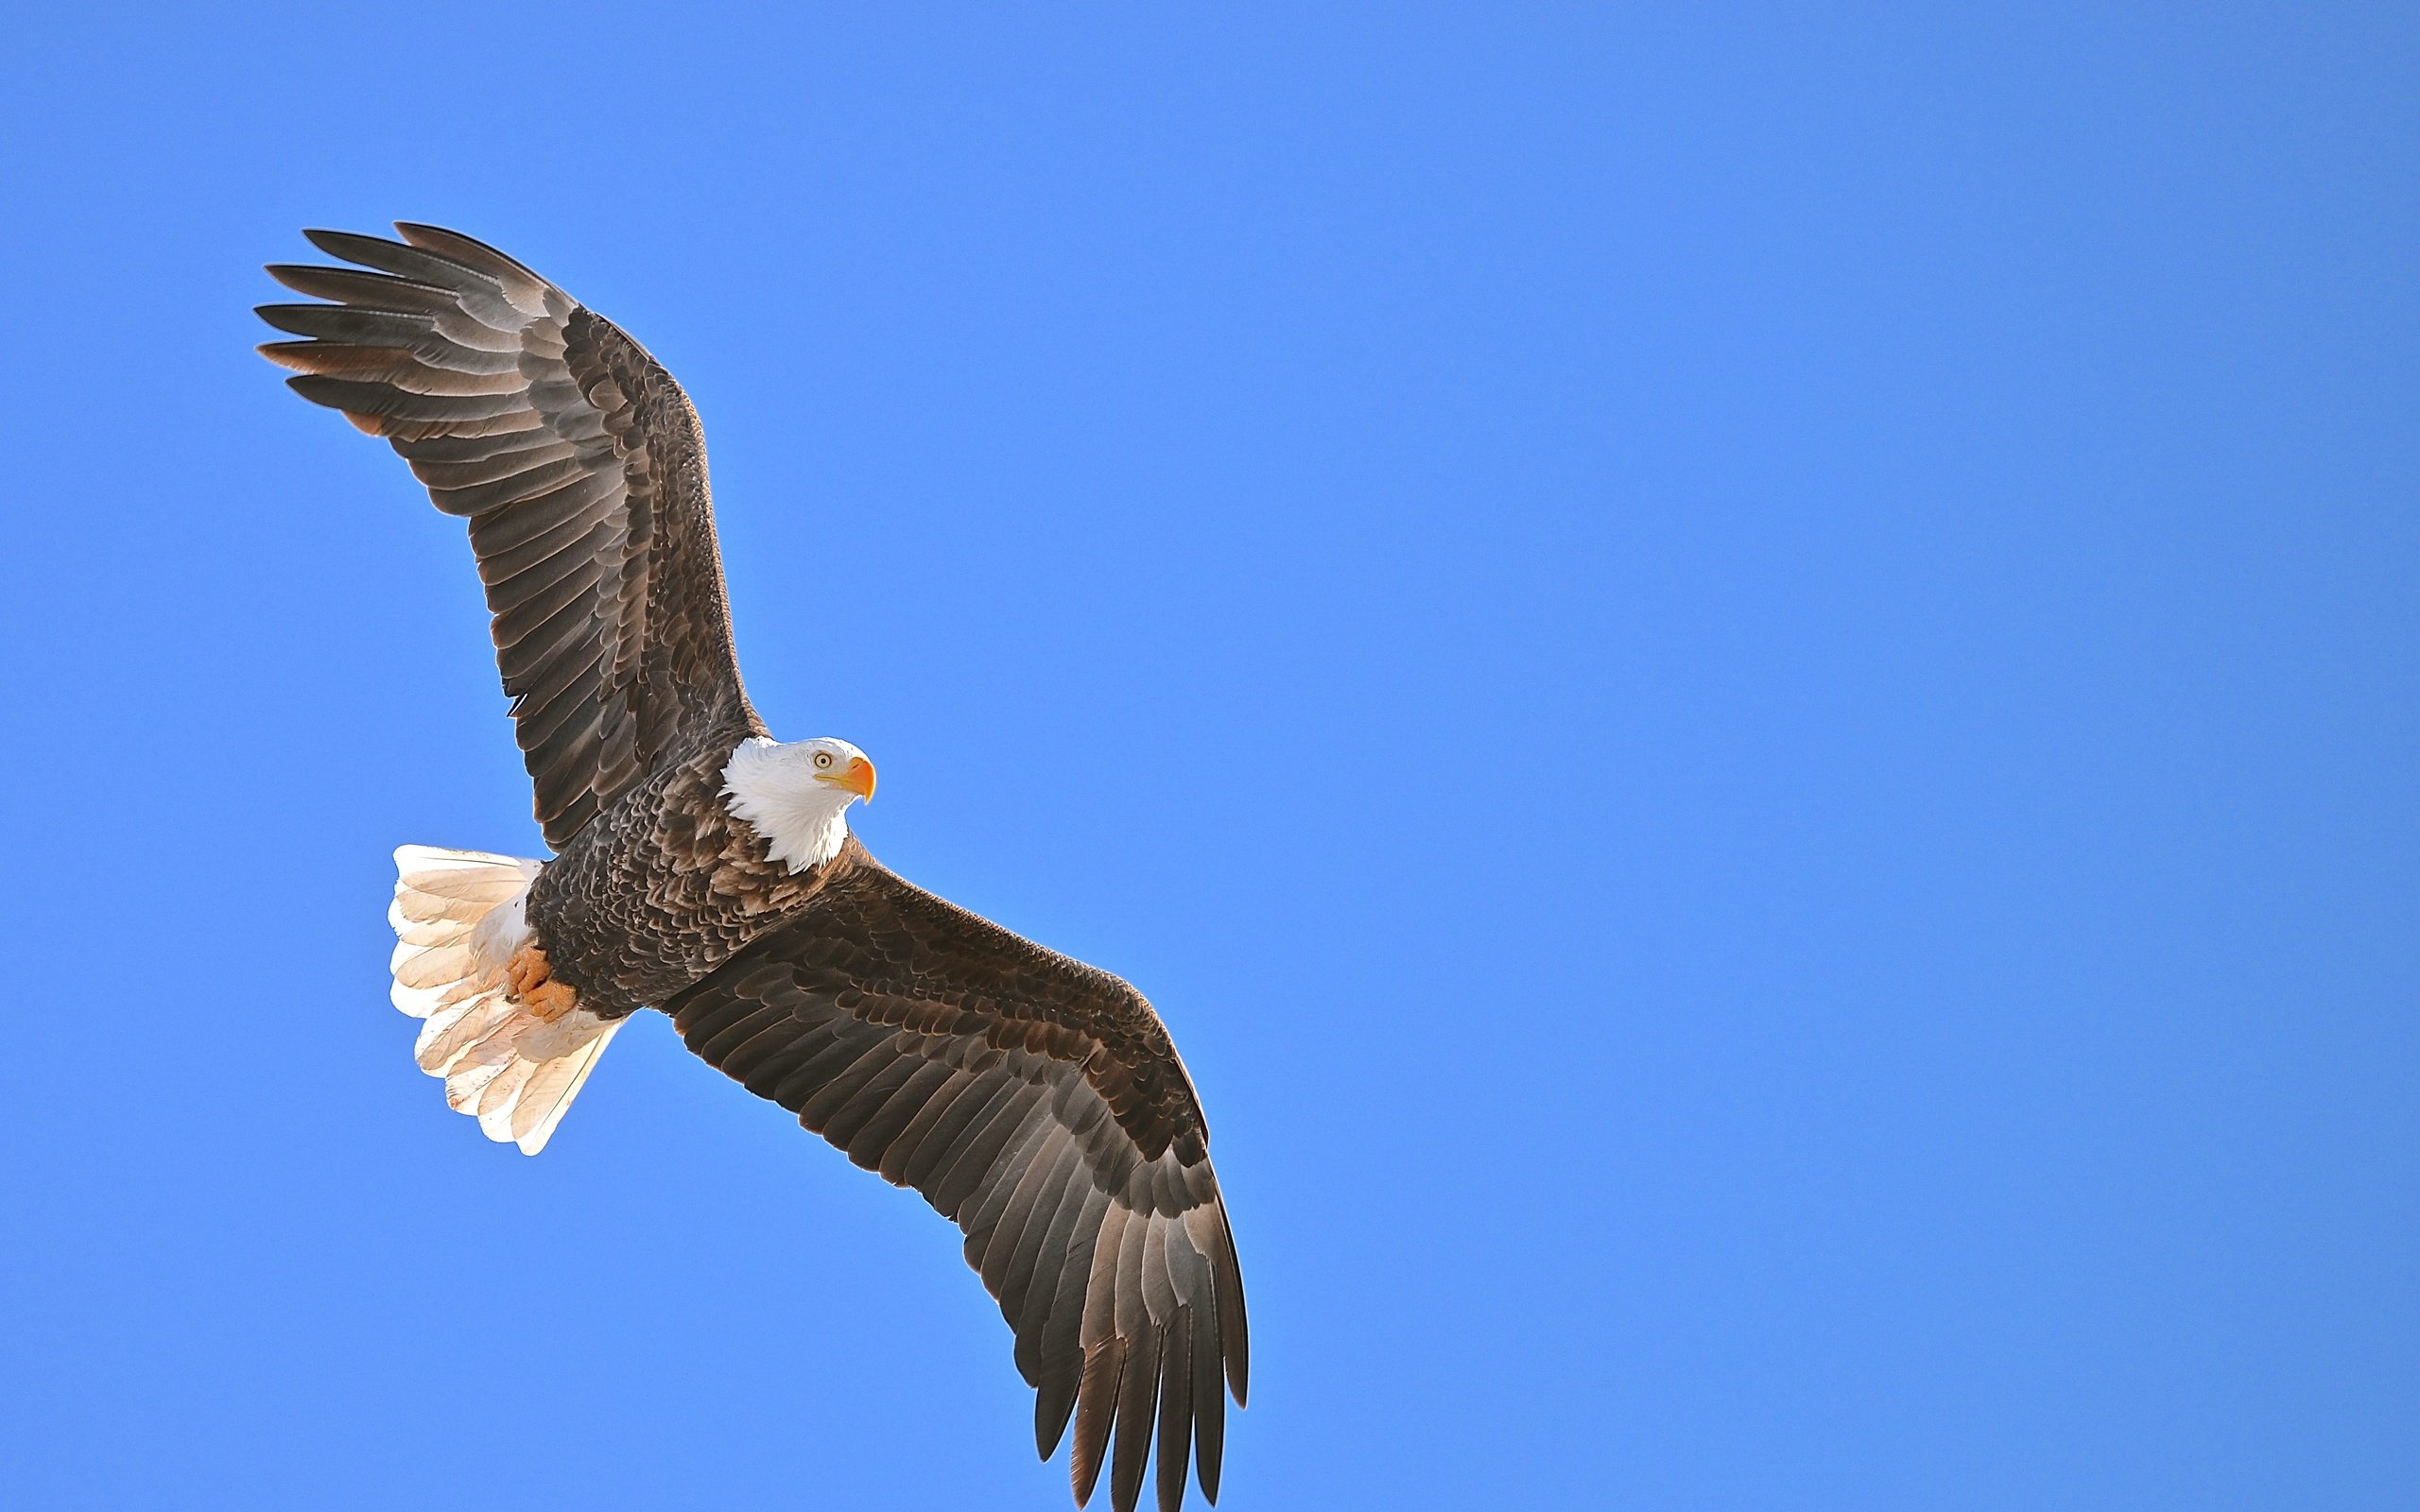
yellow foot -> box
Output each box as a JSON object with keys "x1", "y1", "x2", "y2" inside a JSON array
[{"x1": 505, "y1": 942, "x2": 580, "y2": 1022}]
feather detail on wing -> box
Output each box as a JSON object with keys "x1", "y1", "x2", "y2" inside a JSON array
[
  {"x1": 665, "y1": 840, "x2": 1247, "y2": 1512},
  {"x1": 260, "y1": 226, "x2": 759, "y2": 849}
]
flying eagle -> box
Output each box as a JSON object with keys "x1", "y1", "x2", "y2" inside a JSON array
[{"x1": 257, "y1": 225, "x2": 1246, "y2": 1512}]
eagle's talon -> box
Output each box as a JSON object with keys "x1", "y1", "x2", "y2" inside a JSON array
[{"x1": 505, "y1": 943, "x2": 577, "y2": 1022}]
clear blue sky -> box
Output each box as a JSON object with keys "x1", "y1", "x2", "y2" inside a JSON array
[{"x1": 2, "y1": 6, "x2": 2411, "y2": 1508}]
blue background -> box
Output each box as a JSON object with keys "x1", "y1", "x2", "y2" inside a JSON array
[{"x1": 2, "y1": 6, "x2": 2412, "y2": 1507}]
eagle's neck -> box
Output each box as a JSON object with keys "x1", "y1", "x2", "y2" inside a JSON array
[{"x1": 720, "y1": 737, "x2": 854, "y2": 872}]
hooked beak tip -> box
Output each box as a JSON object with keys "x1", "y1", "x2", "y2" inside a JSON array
[{"x1": 843, "y1": 755, "x2": 876, "y2": 803}]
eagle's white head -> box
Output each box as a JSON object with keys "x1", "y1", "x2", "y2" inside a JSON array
[{"x1": 720, "y1": 735, "x2": 878, "y2": 873}]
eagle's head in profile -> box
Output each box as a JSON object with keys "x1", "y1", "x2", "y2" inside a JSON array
[{"x1": 721, "y1": 735, "x2": 877, "y2": 872}]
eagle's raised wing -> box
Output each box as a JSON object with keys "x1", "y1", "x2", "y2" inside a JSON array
[
  {"x1": 259, "y1": 225, "x2": 758, "y2": 849},
  {"x1": 665, "y1": 840, "x2": 1248, "y2": 1512}
]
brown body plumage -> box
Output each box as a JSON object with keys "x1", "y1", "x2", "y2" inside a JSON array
[{"x1": 260, "y1": 224, "x2": 1246, "y2": 1512}]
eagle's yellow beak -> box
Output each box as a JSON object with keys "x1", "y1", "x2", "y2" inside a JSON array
[{"x1": 822, "y1": 754, "x2": 876, "y2": 803}]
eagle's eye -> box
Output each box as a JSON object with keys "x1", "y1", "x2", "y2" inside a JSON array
[{"x1": 813, "y1": 751, "x2": 834, "y2": 769}]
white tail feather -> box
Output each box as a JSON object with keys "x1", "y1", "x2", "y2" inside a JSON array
[{"x1": 389, "y1": 845, "x2": 621, "y2": 1155}]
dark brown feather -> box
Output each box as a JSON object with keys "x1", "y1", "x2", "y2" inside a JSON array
[
  {"x1": 1155, "y1": 1309, "x2": 1195, "y2": 1512},
  {"x1": 1072, "y1": 1337, "x2": 1125, "y2": 1507},
  {"x1": 1032, "y1": 1187, "x2": 1109, "y2": 1453},
  {"x1": 1110, "y1": 1321, "x2": 1163, "y2": 1512},
  {"x1": 902, "y1": 1074, "x2": 1028, "y2": 1193}
]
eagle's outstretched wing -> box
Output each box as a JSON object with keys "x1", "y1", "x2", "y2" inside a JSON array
[
  {"x1": 665, "y1": 839, "x2": 1248, "y2": 1512},
  {"x1": 259, "y1": 225, "x2": 758, "y2": 849}
]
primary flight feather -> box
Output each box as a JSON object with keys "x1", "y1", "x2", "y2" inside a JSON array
[{"x1": 259, "y1": 224, "x2": 1246, "y2": 1512}]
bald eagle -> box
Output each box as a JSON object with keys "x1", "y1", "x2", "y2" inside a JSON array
[{"x1": 258, "y1": 226, "x2": 1245, "y2": 1512}]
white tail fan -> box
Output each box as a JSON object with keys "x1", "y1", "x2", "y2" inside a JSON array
[{"x1": 388, "y1": 845, "x2": 622, "y2": 1155}]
